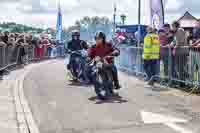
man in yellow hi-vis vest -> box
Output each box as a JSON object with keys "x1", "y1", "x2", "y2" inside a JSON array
[{"x1": 143, "y1": 26, "x2": 160, "y2": 86}]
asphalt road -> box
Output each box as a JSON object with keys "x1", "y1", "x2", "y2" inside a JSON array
[{"x1": 23, "y1": 60, "x2": 200, "y2": 133}]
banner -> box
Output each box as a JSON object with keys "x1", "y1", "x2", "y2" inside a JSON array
[{"x1": 150, "y1": 0, "x2": 164, "y2": 29}]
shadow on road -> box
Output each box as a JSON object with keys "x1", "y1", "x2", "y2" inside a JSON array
[
  {"x1": 150, "y1": 86, "x2": 170, "y2": 92},
  {"x1": 67, "y1": 82, "x2": 91, "y2": 87},
  {"x1": 88, "y1": 95, "x2": 128, "y2": 104}
]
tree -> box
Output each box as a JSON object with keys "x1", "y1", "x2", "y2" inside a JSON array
[
  {"x1": 120, "y1": 14, "x2": 127, "y2": 24},
  {"x1": 64, "y1": 16, "x2": 113, "y2": 41},
  {"x1": 0, "y1": 22, "x2": 45, "y2": 33}
]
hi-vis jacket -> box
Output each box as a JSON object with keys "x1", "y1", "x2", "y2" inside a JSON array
[{"x1": 143, "y1": 33, "x2": 160, "y2": 60}]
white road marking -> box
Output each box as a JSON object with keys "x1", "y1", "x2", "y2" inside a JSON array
[
  {"x1": 141, "y1": 111, "x2": 187, "y2": 124},
  {"x1": 140, "y1": 110, "x2": 193, "y2": 133},
  {"x1": 17, "y1": 64, "x2": 43, "y2": 133},
  {"x1": 48, "y1": 101, "x2": 57, "y2": 108},
  {"x1": 165, "y1": 123, "x2": 193, "y2": 133},
  {"x1": 0, "y1": 121, "x2": 18, "y2": 128}
]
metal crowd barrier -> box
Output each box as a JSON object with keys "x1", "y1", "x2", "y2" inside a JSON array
[
  {"x1": 0, "y1": 43, "x2": 66, "y2": 74},
  {"x1": 189, "y1": 48, "x2": 200, "y2": 85},
  {"x1": 116, "y1": 46, "x2": 144, "y2": 76},
  {"x1": 0, "y1": 44, "x2": 20, "y2": 71},
  {"x1": 0, "y1": 45, "x2": 6, "y2": 70},
  {"x1": 116, "y1": 46, "x2": 200, "y2": 88}
]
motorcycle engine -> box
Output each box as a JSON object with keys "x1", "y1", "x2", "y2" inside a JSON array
[{"x1": 96, "y1": 61, "x2": 103, "y2": 69}]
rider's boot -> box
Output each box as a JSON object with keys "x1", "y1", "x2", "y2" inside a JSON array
[{"x1": 114, "y1": 81, "x2": 121, "y2": 90}]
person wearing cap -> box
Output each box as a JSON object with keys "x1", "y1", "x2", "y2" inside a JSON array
[{"x1": 143, "y1": 26, "x2": 160, "y2": 86}]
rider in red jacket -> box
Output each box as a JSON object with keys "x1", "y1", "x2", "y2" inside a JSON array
[{"x1": 88, "y1": 32, "x2": 121, "y2": 89}]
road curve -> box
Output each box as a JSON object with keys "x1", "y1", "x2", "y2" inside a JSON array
[{"x1": 23, "y1": 60, "x2": 200, "y2": 133}]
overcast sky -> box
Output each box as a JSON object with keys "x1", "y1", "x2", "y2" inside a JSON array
[{"x1": 0, "y1": 0, "x2": 200, "y2": 28}]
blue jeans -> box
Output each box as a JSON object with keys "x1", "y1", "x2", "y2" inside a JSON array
[
  {"x1": 47, "y1": 47, "x2": 52, "y2": 57},
  {"x1": 56, "y1": 45, "x2": 64, "y2": 57},
  {"x1": 144, "y1": 59, "x2": 158, "y2": 81},
  {"x1": 68, "y1": 55, "x2": 79, "y2": 78}
]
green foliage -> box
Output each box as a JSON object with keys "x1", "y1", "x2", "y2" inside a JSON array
[
  {"x1": 0, "y1": 22, "x2": 44, "y2": 33},
  {"x1": 65, "y1": 16, "x2": 113, "y2": 41},
  {"x1": 120, "y1": 14, "x2": 127, "y2": 24}
]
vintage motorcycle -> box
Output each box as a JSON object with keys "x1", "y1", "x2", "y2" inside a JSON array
[
  {"x1": 91, "y1": 56, "x2": 118, "y2": 100},
  {"x1": 67, "y1": 49, "x2": 90, "y2": 83}
]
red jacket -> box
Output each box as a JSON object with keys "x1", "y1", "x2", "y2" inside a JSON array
[{"x1": 88, "y1": 42, "x2": 120, "y2": 64}]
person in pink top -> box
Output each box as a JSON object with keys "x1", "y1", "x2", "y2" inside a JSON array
[
  {"x1": 36, "y1": 37, "x2": 45, "y2": 59},
  {"x1": 41, "y1": 37, "x2": 50, "y2": 57}
]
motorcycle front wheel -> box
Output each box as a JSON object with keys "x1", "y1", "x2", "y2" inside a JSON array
[{"x1": 93, "y1": 72, "x2": 113, "y2": 100}]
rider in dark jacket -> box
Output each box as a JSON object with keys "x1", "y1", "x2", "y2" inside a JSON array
[
  {"x1": 66, "y1": 30, "x2": 88, "y2": 80},
  {"x1": 67, "y1": 30, "x2": 88, "y2": 52}
]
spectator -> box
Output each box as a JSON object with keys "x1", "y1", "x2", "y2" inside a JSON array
[
  {"x1": 193, "y1": 22, "x2": 200, "y2": 40},
  {"x1": 41, "y1": 36, "x2": 50, "y2": 57},
  {"x1": 0, "y1": 33, "x2": 6, "y2": 70},
  {"x1": 163, "y1": 24, "x2": 174, "y2": 44},
  {"x1": 143, "y1": 26, "x2": 160, "y2": 86},
  {"x1": 158, "y1": 29, "x2": 169, "y2": 79},
  {"x1": 37, "y1": 37, "x2": 45, "y2": 59},
  {"x1": 190, "y1": 22, "x2": 200, "y2": 84},
  {"x1": 47, "y1": 39, "x2": 53, "y2": 57},
  {"x1": 186, "y1": 31, "x2": 193, "y2": 45},
  {"x1": 168, "y1": 30, "x2": 175, "y2": 44},
  {"x1": 50, "y1": 40, "x2": 57, "y2": 58},
  {"x1": 14, "y1": 33, "x2": 20, "y2": 41},
  {"x1": 16, "y1": 34, "x2": 26, "y2": 65},
  {"x1": 2, "y1": 31, "x2": 9, "y2": 44},
  {"x1": 190, "y1": 40, "x2": 200, "y2": 85},
  {"x1": 7, "y1": 33, "x2": 16, "y2": 46},
  {"x1": 159, "y1": 24, "x2": 176, "y2": 82},
  {"x1": 171, "y1": 21, "x2": 189, "y2": 86},
  {"x1": 0, "y1": 33, "x2": 6, "y2": 46}
]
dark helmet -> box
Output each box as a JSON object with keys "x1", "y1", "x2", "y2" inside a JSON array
[
  {"x1": 71, "y1": 30, "x2": 80, "y2": 37},
  {"x1": 95, "y1": 31, "x2": 106, "y2": 41}
]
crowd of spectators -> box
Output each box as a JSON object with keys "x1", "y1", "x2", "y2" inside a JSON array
[
  {"x1": 117, "y1": 21, "x2": 200, "y2": 87},
  {"x1": 0, "y1": 31, "x2": 59, "y2": 68},
  {"x1": 154, "y1": 21, "x2": 200, "y2": 86}
]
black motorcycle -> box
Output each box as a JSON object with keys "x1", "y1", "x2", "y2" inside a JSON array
[
  {"x1": 91, "y1": 56, "x2": 118, "y2": 100},
  {"x1": 68, "y1": 50, "x2": 90, "y2": 83}
]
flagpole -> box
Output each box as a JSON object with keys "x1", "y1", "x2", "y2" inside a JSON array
[
  {"x1": 161, "y1": 0, "x2": 165, "y2": 24},
  {"x1": 113, "y1": 3, "x2": 117, "y2": 35},
  {"x1": 56, "y1": 0, "x2": 62, "y2": 42},
  {"x1": 137, "y1": 0, "x2": 141, "y2": 47},
  {"x1": 138, "y1": 0, "x2": 141, "y2": 25},
  {"x1": 58, "y1": 0, "x2": 60, "y2": 9}
]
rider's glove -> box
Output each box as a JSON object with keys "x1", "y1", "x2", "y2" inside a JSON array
[
  {"x1": 111, "y1": 50, "x2": 119, "y2": 56},
  {"x1": 86, "y1": 57, "x2": 91, "y2": 62},
  {"x1": 94, "y1": 56, "x2": 101, "y2": 62}
]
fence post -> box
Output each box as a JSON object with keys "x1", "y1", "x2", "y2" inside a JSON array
[
  {"x1": 0, "y1": 45, "x2": 5, "y2": 69},
  {"x1": 168, "y1": 46, "x2": 172, "y2": 86}
]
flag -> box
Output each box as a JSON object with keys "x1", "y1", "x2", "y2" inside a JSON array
[
  {"x1": 150, "y1": 0, "x2": 164, "y2": 29},
  {"x1": 56, "y1": 1, "x2": 62, "y2": 42}
]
